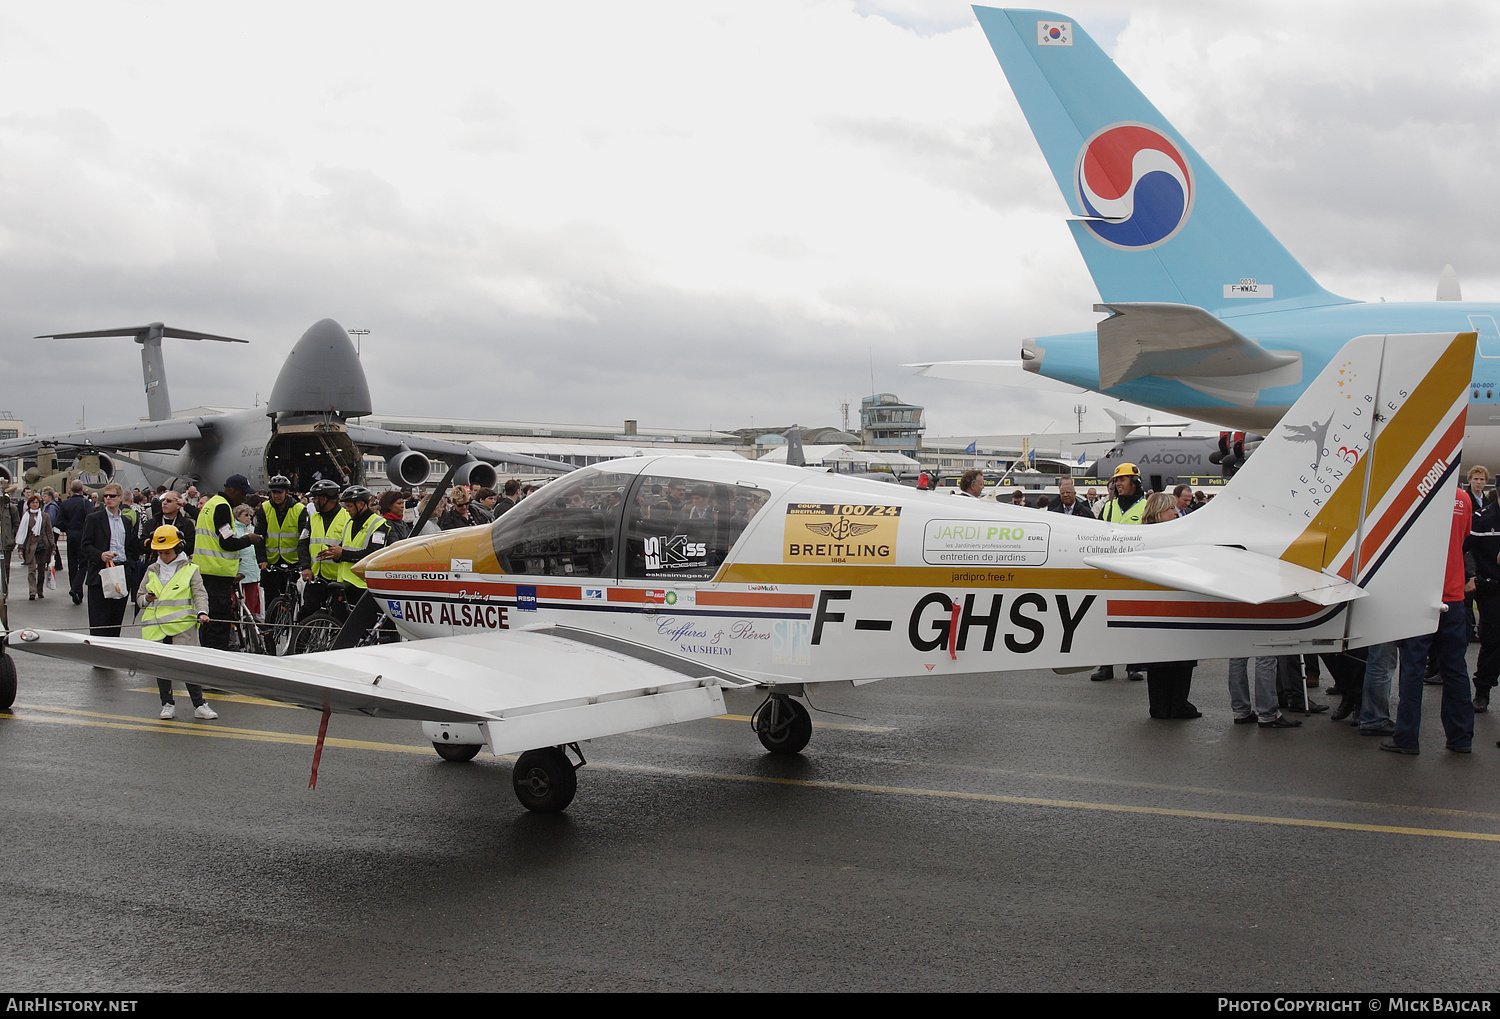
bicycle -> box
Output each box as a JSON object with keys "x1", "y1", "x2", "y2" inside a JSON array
[
  {"x1": 227, "y1": 574, "x2": 267, "y2": 656},
  {"x1": 261, "y1": 565, "x2": 306, "y2": 657},
  {"x1": 290, "y1": 581, "x2": 399, "y2": 654}
]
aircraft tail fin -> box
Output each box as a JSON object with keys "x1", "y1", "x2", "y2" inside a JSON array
[
  {"x1": 974, "y1": 8, "x2": 1352, "y2": 314},
  {"x1": 1191, "y1": 330, "x2": 1473, "y2": 643}
]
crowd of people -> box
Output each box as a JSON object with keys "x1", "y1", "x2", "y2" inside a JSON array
[
  {"x1": 978, "y1": 461, "x2": 1489, "y2": 754},
  {"x1": 0, "y1": 471, "x2": 545, "y2": 719}
]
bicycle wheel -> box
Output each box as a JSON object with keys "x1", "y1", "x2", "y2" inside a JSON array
[
  {"x1": 292, "y1": 610, "x2": 343, "y2": 655},
  {"x1": 236, "y1": 611, "x2": 266, "y2": 655},
  {"x1": 265, "y1": 597, "x2": 298, "y2": 656}
]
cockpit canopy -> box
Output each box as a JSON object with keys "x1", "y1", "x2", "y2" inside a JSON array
[{"x1": 488, "y1": 468, "x2": 770, "y2": 580}]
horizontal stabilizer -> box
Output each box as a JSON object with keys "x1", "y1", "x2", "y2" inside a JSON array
[
  {"x1": 906, "y1": 360, "x2": 1086, "y2": 394},
  {"x1": 39, "y1": 325, "x2": 248, "y2": 344},
  {"x1": 12, "y1": 629, "x2": 757, "y2": 749},
  {"x1": 1095, "y1": 303, "x2": 1302, "y2": 399},
  {"x1": 1082, "y1": 544, "x2": 1367, "y2": 606}
]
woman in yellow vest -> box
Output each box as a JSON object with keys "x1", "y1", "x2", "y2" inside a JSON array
[{"x1": 141, "y1": 524, "x2": 216, "y2": 721}]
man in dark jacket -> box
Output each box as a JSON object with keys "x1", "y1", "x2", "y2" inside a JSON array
[
  {"x1": 80, "y1": 483, "x2": 143, "y2": 636},
  {"x1": 1047, "y1": 478, "x2": 1095, "y2": 518},
  {"x1": 1469, "y1": 497, "x2": 1500, "y2": 712},
  {"x1": 55, "y1": 480, "x2": 94, "y2": 604}
]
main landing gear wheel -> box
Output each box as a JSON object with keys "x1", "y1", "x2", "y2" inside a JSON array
[
  {"x1": 433, "y1": 741, "x2": 481, "y2": 763},
  {"x1": 752, "y1": 695, "x2": 812, "y2": 755},
  {"x1": 0, "y1": 652, "x2": 15, "y2": 710},
  {"x1": 512, "y1": 746, "x2": 578, "y2": 813}
]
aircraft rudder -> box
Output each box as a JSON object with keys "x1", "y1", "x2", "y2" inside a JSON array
[{"x1": 975, "y1": 7, "x2": 1345, "y2": 311}]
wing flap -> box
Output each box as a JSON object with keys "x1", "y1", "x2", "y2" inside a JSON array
[
  {"x1": 1082, "y1": 544, "x2": 1366, "y2": 606},
  {"x1": 342, "y1": 424, "x2": 573, "y2": 473}
]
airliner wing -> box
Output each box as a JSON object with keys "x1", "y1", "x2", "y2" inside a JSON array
[
  {"x1": 343, "y1": 424, "x2": 574, "y2": 474},
  {"x1": 1095, "y1": 303, "x2": 1303, "y2": 402},
  {"x1": 1083, "y1": 544, "x2": 1366, "y2": 606},
  {"x1": 12, "y1": 626, "x2": 757, "y2": 754},
  {"x1": 0, "y1": 417, "x2": 211, "y2": 456},
  {"x1": 906, "y1": 360, "x2": 1087, "y2": 394}
]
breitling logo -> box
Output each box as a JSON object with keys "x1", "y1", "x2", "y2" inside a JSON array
[
  {"x1": 783, "y1": 503, "x2": 900, "y2": 565},
  {"x1": 805, "y1": 517, "x2": 878, "y2": 541}
]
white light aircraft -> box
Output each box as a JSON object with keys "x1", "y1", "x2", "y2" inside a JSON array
[{"x1": 9, "y1": 331, "x2": 1472, "y2": 812}]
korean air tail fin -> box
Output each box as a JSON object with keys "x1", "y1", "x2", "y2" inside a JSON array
[{"x1": 975, "y1": 8, "x2": 1353, "y2": 314}]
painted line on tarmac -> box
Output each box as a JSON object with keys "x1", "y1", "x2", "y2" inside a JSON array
[
  {"x1": 671, "y1": 771, "x2": 1500, "y2": 844},
  {"x1": 8, "y1": 704, "x2": 432, "y2": 754},
  {"x1": 127, "y1": 686, "x2": 297, "y2": 708},
  {"x1": 713, "y1": 713, "x2": 894, "y2": 733},
  {"x1": 9, "y1": 703, "x2": 1497, "y2": 843}
]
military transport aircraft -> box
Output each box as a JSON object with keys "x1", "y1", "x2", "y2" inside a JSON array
[
  {"x1": 1077, "y1": 411, "x2": 1260, "y2": 493},
  {"x1": 919, "y1": 8, "x2": 1500, "y2": 466},
  {"x1": 8, "y1": 328, "x2": 1470, "y2": 813},
  {"x1": 0, "y1": 319, "x2": 570, "y2": 493}
]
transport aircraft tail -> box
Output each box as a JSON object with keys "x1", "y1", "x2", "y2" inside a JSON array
[
  {"x1": 1094, "y1": 330, "x2": 1473, "y2": 648},
  {"x1": 974, "y1": 7, "x2": 1355, "y2": 315}
]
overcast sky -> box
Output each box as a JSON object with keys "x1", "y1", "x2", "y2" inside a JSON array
[{"x1": 3, "y1": 0, "x2": 1497, "y2": 442}]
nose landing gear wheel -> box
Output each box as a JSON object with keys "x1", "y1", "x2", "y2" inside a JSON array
[
  {"x1": 752, "y1": 695, "x2": 812, "y2": 755},
  {"x1": 512, "y1": 746, "x2": 578, "y2": 813},
  {"x1": 0, "y1": 652, "x2": 15, "y2": 710},
  {"x1": 433, "y1": 741, "x2": 481, "y2": 763}
]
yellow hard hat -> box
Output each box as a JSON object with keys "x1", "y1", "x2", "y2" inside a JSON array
[
  {"x1": 150, "y1": 525, "x2": 184, "y2": 551},
  {"x1": 1112, "y1": 462, "x2": 1140, "y2": 479}
]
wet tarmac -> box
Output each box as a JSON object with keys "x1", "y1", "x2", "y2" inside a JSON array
[{"x1": 2, "y1": 587, "x2": 1496, "y2": 992}]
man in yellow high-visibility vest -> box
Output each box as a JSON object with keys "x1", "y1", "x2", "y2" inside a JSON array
[
  {"x1": 315, "y1": 485, "x2": 391, "y2": 590},
  {"x1": 255, "y1": 474, "x2": 308, "y2": 606},
  {"x1": 192, "y1": 474, "x2": 264, "y2": 652}
]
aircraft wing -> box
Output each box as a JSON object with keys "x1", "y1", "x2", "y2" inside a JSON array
[
  {"x1": 906, "y1": 360, "x2": 1088, "y2": 394},
  {"x1": 0, "y1": 417, "x2": 210, "y2": 456},
  {"x1": 1083, "y1": 544, "x2": 1366, "y2": 606},
  {"x1": 343, "y1": 424, "x2": 575, "y2": 473},
  {"x1": 1095, "y1": 303, "x2": 1302, "y2": 401},
  {"x1": 11, "y1": 625, "x2": 757, "y2": 755}
]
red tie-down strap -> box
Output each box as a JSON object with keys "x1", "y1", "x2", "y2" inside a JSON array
[
  {"x1": 948, "y1": 597, "x2": 961, "y2": 660},
  {"x1": 309, "y1": 705, "x2": 332, "y2": 788}
]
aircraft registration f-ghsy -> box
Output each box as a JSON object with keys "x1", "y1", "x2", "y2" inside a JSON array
[
  {"x1": 0, "y1": 319, "x2": 570, "y2": 493},
  {"x1": 919, "y1": 8, "x2": 1500, "y2": 466},
  {"x1": 11, "y1": 329, "x2": 1472, "y2": 812}
]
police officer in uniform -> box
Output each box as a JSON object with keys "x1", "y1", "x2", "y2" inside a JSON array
[
  {"x1": 300, "y1": 480, "x2": 350, "y2": 611},
  {"x1": 1090, "y1": 463, "x2": 1147, "y2": 682},
  {"x1": 255, "y1": 475, "x2": 308, "y2": 606},
  {"x1": 317, "y1": 485, "x2": 391, "y2": 589},
  {"x1": 192, "y1": 474, "x2": 264, "y2": 652}
]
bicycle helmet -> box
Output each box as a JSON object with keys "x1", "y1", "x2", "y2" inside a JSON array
[
  {"x1": 309, "y1": 479, "x2": 341, "y2": 500},
  {"x1": 268, "y1": 475, "x2": 292, "y2": 492},
  {"x1": 339, "y1": 485, "x2": 374, "y2": 505}
]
